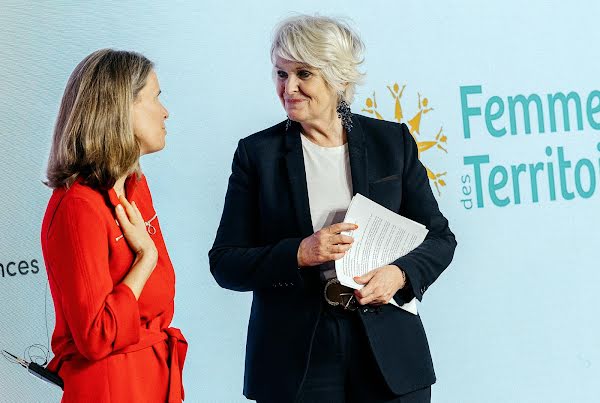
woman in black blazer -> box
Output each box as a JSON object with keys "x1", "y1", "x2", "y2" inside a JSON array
[{"x1": 210, "y1": 15, "x2": 456, "y2": 403}]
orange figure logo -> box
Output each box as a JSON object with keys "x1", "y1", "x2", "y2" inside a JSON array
[{"x1": 362, "y1": 84, "x2": 448, "y2": 196}]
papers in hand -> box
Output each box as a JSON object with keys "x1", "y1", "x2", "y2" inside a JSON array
[{"x1": 335, "y1": 193, "x2": 428, "y2": 315}]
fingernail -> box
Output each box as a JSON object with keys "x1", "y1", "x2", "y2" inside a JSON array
[{"x1": 116, "y1": 204, "x2": 123, "y2": 211}]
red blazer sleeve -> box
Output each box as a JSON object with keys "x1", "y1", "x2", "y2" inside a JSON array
[{"x1": 46, "y1": 196, "x2": 140, "y2": 361}]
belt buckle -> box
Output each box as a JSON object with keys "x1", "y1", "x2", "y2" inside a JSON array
[{"x1": 324, "y1": 278, "x2": 357, "y2": 311}]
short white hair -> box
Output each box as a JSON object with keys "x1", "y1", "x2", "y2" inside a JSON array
[{"x1": 271, "y1": 15, "x2": 365, "y2": 104}]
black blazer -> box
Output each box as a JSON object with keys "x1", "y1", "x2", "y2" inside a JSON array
[{"x1": 209, "y1": 114, "x2": 457, "y2": 401}]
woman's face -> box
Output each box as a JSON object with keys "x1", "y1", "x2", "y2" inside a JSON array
[
  {"x1": 133, "y1": 70, "x2": 169, "y2": 155},
  {"x1": 275, "y1": 57, "x2": 338, "y2": 126}
]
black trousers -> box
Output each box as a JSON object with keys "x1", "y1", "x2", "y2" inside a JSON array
[{"x1": 295, "y1": 307, "x2": 431, "y2": 403}]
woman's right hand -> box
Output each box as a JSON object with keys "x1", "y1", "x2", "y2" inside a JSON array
[
  {"x1": 297, "y1": 222, "x2": 357, "y2": 267},
  {"x1": 115, "y1": 195, "x2": 158, "y2": 299},
  {"x1": 115, "y1": 195, "x2": 158, "y2": 261}
]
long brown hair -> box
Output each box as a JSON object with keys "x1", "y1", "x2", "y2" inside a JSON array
[{"x1": 46, "y1": 49, "x2": 154, "y2": 189}]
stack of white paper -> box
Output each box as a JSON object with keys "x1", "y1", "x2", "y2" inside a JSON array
[{"x1": 335, "y1": 193, "x2": 428, "y2": 315}]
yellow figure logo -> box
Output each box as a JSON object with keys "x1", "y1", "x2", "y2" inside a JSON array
[{"x1": 362, "y1": 84, "x2": 448, "y2": 196}]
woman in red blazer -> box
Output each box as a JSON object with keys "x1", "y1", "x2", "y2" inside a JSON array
[{"x1": 41, "y1": 49, "x2": 186, "y2": 402}]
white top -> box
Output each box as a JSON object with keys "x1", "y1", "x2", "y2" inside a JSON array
[{"x1": 301, "y1": 134, "x2": 353, "y2": 279}]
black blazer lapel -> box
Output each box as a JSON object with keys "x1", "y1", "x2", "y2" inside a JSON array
[
  {"x1": 348, "y1": 114, "x2": 369, "y2": 197},
  {"x1": 284, "y1": 122, "x2": 314, "y2": 238},
  {"x1": 284, "y1": 116, "x2": 368, "y2": 236}
]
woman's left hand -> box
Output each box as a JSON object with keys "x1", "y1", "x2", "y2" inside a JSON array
[{"x1": 353, "y1": 265, "x2": 406, "y2": 306}]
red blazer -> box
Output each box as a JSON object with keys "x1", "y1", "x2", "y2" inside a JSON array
[{"x1": 41, "y1": 174, "x2": 186, "y2": 402}]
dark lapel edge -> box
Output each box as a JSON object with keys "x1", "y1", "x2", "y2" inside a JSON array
[
  {"x1": 347, "y1": 114, "x2": 369, "y2": 198},
  {"x1": 284, "y1": 121, "x2": 314, "y2": 237}
]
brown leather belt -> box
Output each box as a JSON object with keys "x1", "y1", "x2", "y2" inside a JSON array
[{"x1": 323, "y1": 278, "x2": 358, "y2": 311}]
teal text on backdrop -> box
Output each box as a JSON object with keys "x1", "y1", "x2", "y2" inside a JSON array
[{"x1": 460, "y1": 85, "x2": 600, "y2": 208}]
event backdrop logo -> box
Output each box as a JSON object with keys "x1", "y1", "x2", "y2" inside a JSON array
[
  {"x1": 361, "y1": 83, "x2": 448, "y2": 195},
  {"x1": 459, "y1": 85, "x2": 600, "y2": 209}
]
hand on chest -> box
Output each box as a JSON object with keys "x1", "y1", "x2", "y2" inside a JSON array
[{"x1": 108, "y1": 198, "x2": 174, "y2": 318}]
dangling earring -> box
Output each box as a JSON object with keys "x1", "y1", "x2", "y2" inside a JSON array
[
  {"x1": 285, "y1": 116, "x2": 292, "y2": 131},
  {"x1": 337, "y1": 99, "x2": 353, "y2": 132}
]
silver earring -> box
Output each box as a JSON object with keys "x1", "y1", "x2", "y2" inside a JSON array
[
  {"x1": 337, "y1": 99, "x2": 353, "y2": 132},
  {"x1": 285, "y1": 117, "x2": 292, "y2": 131}
]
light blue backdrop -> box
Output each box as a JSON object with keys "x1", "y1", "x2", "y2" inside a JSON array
[{"x1": 1, "y1": 1, "x2": 599, "y2": 402}]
